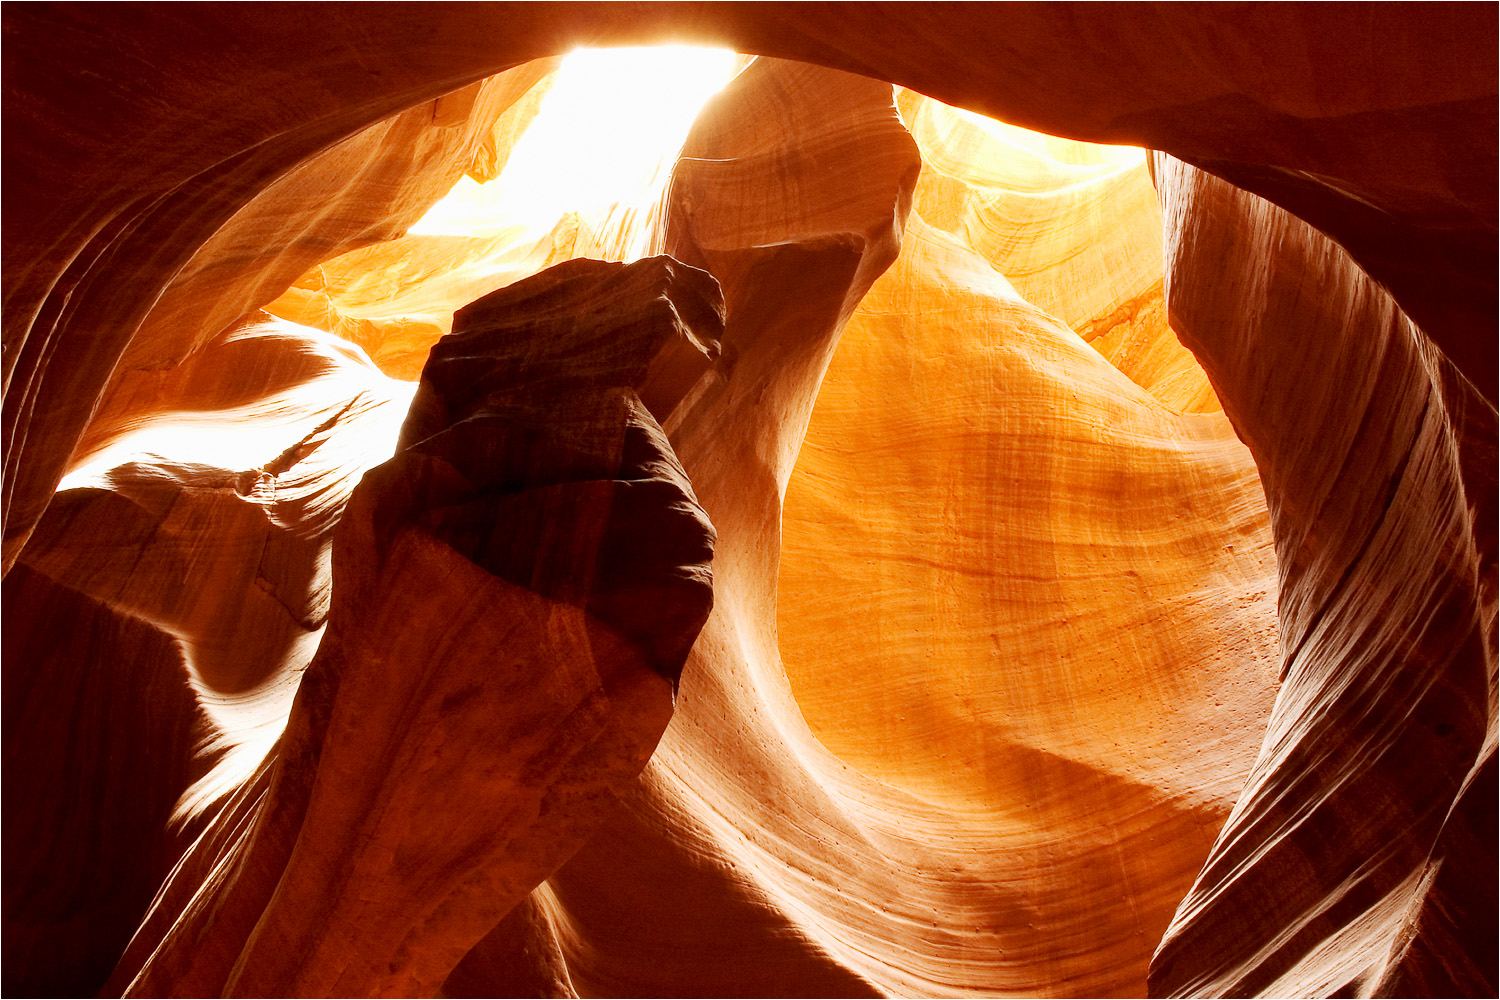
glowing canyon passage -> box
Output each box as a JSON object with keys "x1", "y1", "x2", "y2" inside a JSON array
[{"x1": 3, "y1": 6, "x2": 1495, "y2": 999}]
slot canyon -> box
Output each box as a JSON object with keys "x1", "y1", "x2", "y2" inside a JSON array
[{"x1": 3, "y1": 5, "x2": 1495, "y2": 998}]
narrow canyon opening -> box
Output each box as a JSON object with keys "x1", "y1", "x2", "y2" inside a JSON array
[
  {"x1": 242, "y1": 48, "x2": 1286, "y2": 863},
  {"x1": 6, "y1": 15, "x2": 1494, "y2": 1000}
]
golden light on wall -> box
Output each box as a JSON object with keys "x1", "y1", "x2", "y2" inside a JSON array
[
  {"x1": 263, "y1": 46, "x2": 740, "y2": 377},
  {"x1": 410, "y1": 45, "x2": 740, "y2": 254}
]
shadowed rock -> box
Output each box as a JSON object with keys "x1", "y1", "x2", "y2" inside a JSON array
[
  {"x1": 1, "y1": 8, "x2": 1495, "y2": 997},
  {"x1": 105, "y1": 255, "x2": 722, "y2": 998},
  {"x1": 1146, "y1": 154, "x2": 1496, "y2": 1000}
]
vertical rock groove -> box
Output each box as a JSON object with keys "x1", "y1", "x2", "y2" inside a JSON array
[
  {"x1": 2, "y1": 6, "x2": 1494, "y2": 998},
  {"x1": 104, "y1": 257, "x2": 722, "y2": 997},
  {"x1": 1147, "y1": 155, "x2": 1495, "y2": 999}
]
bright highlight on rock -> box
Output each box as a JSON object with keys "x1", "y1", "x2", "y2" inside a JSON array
[{"x1": 410, "y1": 45, "x2": 740, "y2": 256}]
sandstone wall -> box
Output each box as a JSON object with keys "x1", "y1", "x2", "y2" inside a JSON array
[{"x1": 3, "y1": 6, "x2": 1494, "y2": 998}]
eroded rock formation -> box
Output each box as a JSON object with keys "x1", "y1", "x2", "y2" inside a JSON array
[
  {"x1": 1146, "y1": 154, "x2": 1496, "y2": 999},
  {"x1": 104, "y1": 255, "x2": 721, "y2": 998},
  {"x1": 777, "y1": 214, "x2": 1279, "y2": 998},
  {"x1": 3, "y1": 5, "x2": 1495, "y2": 999}
]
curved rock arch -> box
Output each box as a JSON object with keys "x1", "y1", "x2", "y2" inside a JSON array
[
  {"x1": 3, "y1": 5, "x2": 1494, "y2": 998},
  {"x1": 5, "y1": 4, "x2": 1495, "y2": 568}
]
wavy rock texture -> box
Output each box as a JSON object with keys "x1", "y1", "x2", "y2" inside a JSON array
[
  {"x1": 8, "y1": 6, "x2": 1496, "y2": 576},
  {"x1": 247, "y1": 62, "x2": 567, "y2": 381},
  {"x1": 898, "y1": 92, "x2": 1218, "y2": 413},
  {"x1": 70, "y1": 58, "x2": 560, "y2": 475},
  {"x1": 2, "y1": 5, "x2": 1496, "y2": 1000},
  {"x1": 527, "y1": 58, "x2": 924, "y2": 998},
  {"x1": 776, "y1": 224, "x2": 1279, "y2": 995},
  {"x1": 259, "y1": 48, "x2": 748, "y2": 382},
  {"x1": 101, "y1": 255, "x2": 720, "y2": 998},
  {"x1": 1146, "y1": 155, "x2": 1497, "y2": 999},
  {"x1": 29, "y1": 318, "x2": 416, "y2": 771},
  {"x1": 7, "y1": 316, "x2": 415, "y2": 993}
]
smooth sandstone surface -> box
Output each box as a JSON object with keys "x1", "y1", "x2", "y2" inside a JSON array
[
  {"x1": 775, "y1": 217, "x2": 1279, "y2": 995},
  {"x1": 8, "y1": 315, "x2": 415, "y2": 994},
  {"x1": 899, "y1": 93, "x2": 1219, "y2": 413},
  {"x1": 1147, "y1": 154, "x2": 1496, "y2": 999},
  {"x1": 70, "y1": 58, "x2": 559, "y2": 477},
  {"x1": 2, "y1": 6, "x2": 1495, "y2": 999},
  {"x1": 7, "y1": 5, "x2": 1495, "y2": 580},
  {"x1": 103, "y1": 256, "x2": 722, "y2": 998}
]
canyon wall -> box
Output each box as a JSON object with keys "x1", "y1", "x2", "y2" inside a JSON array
[
  {"x1": 1147, "y1": 154, "x2": 1496, "y2": 999},
  {"x1": 3, "y1": 5, "x2": 1494, "y2": 998},
  {"x1": 7, "y1": 5, "x2": 1494, "y2": 579}
]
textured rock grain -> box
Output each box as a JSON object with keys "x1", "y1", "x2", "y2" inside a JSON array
[
  {"x1": 777, "y1": 211, "x2": 1280, "y2": 996},
  {"x1": 2, "y1": 6, "x2": 1495, "y2": 998},
  {"x1": 100, "y1": 257, "x2": 720, "y2": 998},
  {"x1": 7, "y1": 5, "x2": 1493, "y2": 578},
  {"x1": 1147, "y1": 155, "x2": 1497, "y2": 999}
]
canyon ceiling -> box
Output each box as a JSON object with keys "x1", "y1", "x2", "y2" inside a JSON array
[{"x1": 2, "y1": 4, "x2": 1496, "y2": 999}]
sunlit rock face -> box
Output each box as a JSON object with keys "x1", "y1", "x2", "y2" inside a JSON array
[
  {"x1": 2, "y1": 6, "x2": 1494, "y2": 1000},
  {"x1": 775, "y1": 124, "x2": 1281, "y2": 995},
  {"x1": 1147, "y1": 155, "x2": 1497, "y2": 1000},
  {"x1": 100, "y1": 255, "x2": 721, "y2": 998},
  {"x1": 898, "y1": 94, "x2": 1220, "y2": 413},
  {"x1": 260, "y1": 47, "x2": 741, "y2": 380}
]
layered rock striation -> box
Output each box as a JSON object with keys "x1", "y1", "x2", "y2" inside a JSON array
[
  {"x1": 1147, "y1": 154, "x2": 1497, "y2": 999},
  {"x1": 2, "y1": 5, "x2": 1495, "y2": 999},
  {"x1": 103, "y1": 255, "x2": 723, "y2": 998}
]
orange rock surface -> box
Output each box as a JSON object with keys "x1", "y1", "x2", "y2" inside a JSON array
[
  {"x1": 1146, "y1": 153, "x2": 1496, "y2": 999},
  {"x1": 102, "y1": 255, "x2": 721, "y2": 998},
  {"x1": 3, "y1": 6, "x2": 1494, "y2": 999}
]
